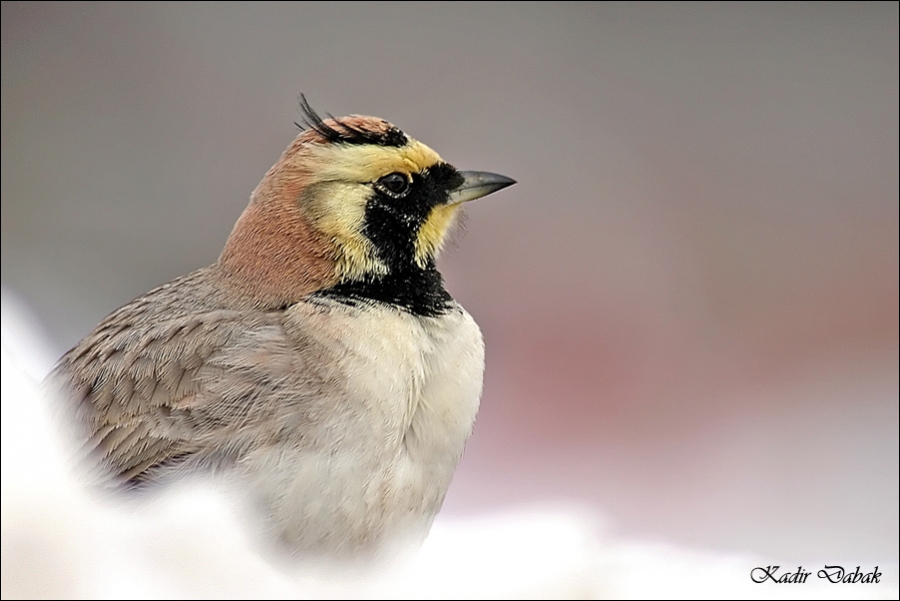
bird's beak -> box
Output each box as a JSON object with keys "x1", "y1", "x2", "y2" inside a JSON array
[{"x1": 447, "y1": 171, "x2": 516, "y2": 205}]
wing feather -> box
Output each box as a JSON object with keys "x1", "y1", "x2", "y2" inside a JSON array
[{"x1": 46, "y1": 274, "x2": 303, "y2": 488}]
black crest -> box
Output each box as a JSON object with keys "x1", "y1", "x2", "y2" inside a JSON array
[{"x1": 296, "y1": 95, "x2": 408, "y2": 148}]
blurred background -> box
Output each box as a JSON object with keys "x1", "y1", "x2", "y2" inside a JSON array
[{"x1": 2, "y1": 1, "x2": 897, "y2": 566}]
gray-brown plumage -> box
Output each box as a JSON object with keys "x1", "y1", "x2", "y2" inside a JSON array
[
  {"x1": 47, "y1": 101, "x2": 515, "y2": 557},
  {"x1": 55, "y1": 268, "x2": 309, "y2": 485}
]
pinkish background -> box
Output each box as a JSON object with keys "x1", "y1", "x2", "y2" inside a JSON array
[{"x1": 3, "y1": 2, "x2": 897, "y2": 563}]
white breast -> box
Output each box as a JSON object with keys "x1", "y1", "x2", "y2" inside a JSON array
[{"x1": 241, "y1": 299, "x2": 484, "y2": 556}]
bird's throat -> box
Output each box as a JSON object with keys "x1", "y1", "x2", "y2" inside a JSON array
[{"x1": 315, "y1": 264, "x2": 453, "y2": 318}]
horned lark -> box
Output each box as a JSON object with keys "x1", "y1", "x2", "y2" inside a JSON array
[{"x1": 46, "y1": 98, "x2": 515, "y2": 559}]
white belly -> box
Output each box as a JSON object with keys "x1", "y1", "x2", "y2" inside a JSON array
[{"x1": 240, "y1": 299, "x2": 484, "y2": 556}]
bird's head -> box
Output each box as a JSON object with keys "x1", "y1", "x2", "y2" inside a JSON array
[{"x1": 219, "y1": 98, "x2": 515, "y2": 307}]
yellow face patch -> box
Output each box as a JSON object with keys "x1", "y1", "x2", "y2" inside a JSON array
[
  {"x1": 297, "y1": 138, "x2": 461, "y2": 279},
  {"x1": 304, "y1": 139, "x2": 442, "y2": 184},
  {"x1": 300, "y1": 180, "x2": 387, "y2": 281},
  {"x1": 414, "y1": 203, "x2": 462, "y2": 267}
]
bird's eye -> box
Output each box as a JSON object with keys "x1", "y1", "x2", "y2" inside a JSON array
[{"x1": 377, "y1": 172, "x2": 410, "y2": 197}]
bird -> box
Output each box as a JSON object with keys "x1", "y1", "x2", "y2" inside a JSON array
[{"x1": 46, "y1": 97, "x2": 516, "y2": 560}]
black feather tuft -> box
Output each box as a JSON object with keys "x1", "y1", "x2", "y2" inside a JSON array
[{"x1": 296, "y1": 94, "x2": 408, "y2": 148}]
